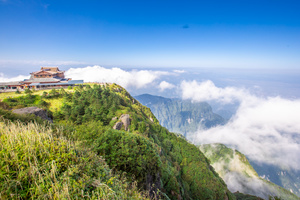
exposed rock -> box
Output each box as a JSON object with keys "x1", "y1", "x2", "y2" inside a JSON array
[
  {"x1": 12, "y1": 106, "x2": 53, "y2": 123},
  {"x1": 112, "y1": 117, "x2": 118, "y2": 121},
  {"x1": 119, "y1": 114, "x2": 130, "y2": 131},
  {"x1": 113, "y1": 122, "x2": 123, "y2": 130}
]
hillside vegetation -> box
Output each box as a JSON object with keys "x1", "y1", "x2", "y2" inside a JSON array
[
  {"x1": 0, "y1": 84, "x2": 234, "y2": 200},
  {"x1": 0, "y1": 118, "x2": 149, "y2": 199},
  {"x1": 199, "y1": 143, "x2": 299, "y2": 200}
]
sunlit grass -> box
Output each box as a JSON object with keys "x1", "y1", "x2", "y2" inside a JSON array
[
  {"x1": 0, "y1": 118, "x2": 150, "y2": 199},
  {"x1": 45, "y1": 98, "x2": 64, "y2": 112},
  {"x1": 0, "y1": 88, "x2": 75, "y2": 101}
]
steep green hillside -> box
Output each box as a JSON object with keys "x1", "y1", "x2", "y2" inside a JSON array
[
  {"x1": 135, "y1": 94, "x2": 226, "y2": 136},
  {"x1": 0, "y1": 118, "x2": 149, "y2": 199},
  {"x1": 200, "y1": 144, "x2": 299, "y2": 200},
  {"x1": 0, "y1": 85, "x2": 235, "y2": 200}
]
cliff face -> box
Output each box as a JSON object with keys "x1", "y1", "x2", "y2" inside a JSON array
[{"x1": 135, "y1": 94, "x2": 226, "y2": 136}]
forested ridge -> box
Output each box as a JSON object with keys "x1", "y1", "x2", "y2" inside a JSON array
[
  {"x1": 0, "y1": 84, "x2": 236, "y2": 199},
  {"x1": 135, "y1": 94, "x2": 226, "y2": 136}
]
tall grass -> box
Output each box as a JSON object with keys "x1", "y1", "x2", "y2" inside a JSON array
[{"x1": 0, "y1": 119, "x2": 149, "y2": 199}]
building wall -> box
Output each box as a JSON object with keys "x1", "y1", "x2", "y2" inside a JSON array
[{"x1": 33, "y1": 72, "x2": 64, "y2": 79}]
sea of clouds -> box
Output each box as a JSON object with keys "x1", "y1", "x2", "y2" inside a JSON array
[
  {"x1": 65, "y1": 65, "x2": 177, "y2": 91},
  {"x1": 0, "y1": 73, "x2": 29, "y2": 82},
  {"x1": 181, "y1": 80, "x2": 300, "y2": 171}
]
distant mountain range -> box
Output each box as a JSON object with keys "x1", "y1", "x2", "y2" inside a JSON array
[
  {"x1": 200, "y1": 143, "x2": 299, "y2": 200},
  {"x1": 250, "y1": 161, "x2": 300, "y2": 197},
  {"x1": 135, "y1": 94, "x2": 226, "y2": 136}
]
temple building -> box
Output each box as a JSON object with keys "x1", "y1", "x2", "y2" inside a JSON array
[
  {"x1": 30, "y1": 67, "x2": 65, "y2": 79},
  {"x1": 0, "y1": 67, "x2": 83, "y2": 91}
]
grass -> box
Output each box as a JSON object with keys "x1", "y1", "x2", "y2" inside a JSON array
[
  {"x1": 0, "y1": 118, "x2": 150, "y2": 200},
  {"x1": 0, "y1": 88, "x2": 75, "y2": 101},
  {"x1": 44, "y1": 98, "x2": 64, "y2": 112}
]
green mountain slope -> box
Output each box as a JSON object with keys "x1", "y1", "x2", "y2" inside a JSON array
[
  {"x1": 199, "y1": 143, "x2": 299, "y2": 200},
  {"x1": 0, "y1": 85, "x2": 235, "y2": 200},
  {"x1": 249, "y1": 161, "x2": 300, "y2": 197},
  {"x1": 135, "y1": 94, "x2": 226, "y2": 136},
  {"x1": 0, "y1": 117, "x2": 149, "y2": 199}
]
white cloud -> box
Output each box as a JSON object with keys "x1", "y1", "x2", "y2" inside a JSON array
[
  {"x1": 65, "y1": 65, "x2": 170, "y2": 89},
  {"x1": 158, "y1": 81, "x2": 175, "y2": 91},
  {"x1": 181, "y1": 80, "x2": 300, "y2": 170},
  {"x1": 0, "y1": 73, "x2": 29, "y2": 82},
  {"x1": 181, "y1": 80, "x2": 250, "y2": 104},
  {"x1": 173, "y1": 69, "x2": 186, "y2": 73}
]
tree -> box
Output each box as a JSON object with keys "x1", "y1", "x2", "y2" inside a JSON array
[
  {"x1": 15, "y1": 89, "x2": 21, "y2": 94},
  {"x1": 24, "y1": 88, "x2": 32, "y2": 95},
  {"x1": 42, "y1": 91, "x2": 48, "y2": 98},
  {"x1": 49, "y1": 88, "x2": 59, "y2": 97}
]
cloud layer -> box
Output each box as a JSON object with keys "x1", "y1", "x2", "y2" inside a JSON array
[
  {"x1": 181, "y1": 80, "x2": 249, "y2": 103},
  {"x1": 0, "y1": 73, "x2": 29, "y2": 82},
  {"x1": 66, "y1": 65, "x2": 170, "y2": 89},
  {"x1": 181, "y1": 80, "x2": 300, "y2": 170},
  {"x1": 158, "y1": 81, "x2": 175, "y2": 91}
]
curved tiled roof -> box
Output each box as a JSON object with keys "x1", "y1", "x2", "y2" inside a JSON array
[
  {"x1": 30, "y1": 67, "x2": 65, "y2": 75},
  {"x1": 23, "y1": 78, "x2": 63, "y2": 83}
]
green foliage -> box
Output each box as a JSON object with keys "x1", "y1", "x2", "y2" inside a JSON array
[
  {"x1": 42, "y1": 91, "x2": 48, "y2": 98},
  {"x1": 15, "y1": 89, "x2": 21, "y2": 94},
  {"x1": 59, "y1": 85, "x2": 128, "y2": 125},
  {"x1": 49, "y1": 88, "x2": 59, "y2": 97},
  {"x1": 55, "y1": 85, "x2": 234, "y2": 200},
  {"x1": 3, "y1": 94, "x2": 40, "y2": 108},
  {"x1": 0, "y1": 101, "x2": 10, "y2": 110},
  {"x1": 2, "y1": 94, "x2": 52, "y2": 110},
  {"x1": 38, "y1": 99, "x2": 49, "y2": 107},
  {"x1": 94, "y1": 129, "x2": 161, "y2": 187},
  {"x1": 24, "y1": 88, "x2": 32, "y2": 94},
  {"x1": 0, "y1": 119, "x2": 149, "y2": 200},
  {"x1": 268, "y1": 196, "x2": 284, "y2": 200},
  {"x1": 234, "y1": 192, "x2": 263, "y2": 200}
]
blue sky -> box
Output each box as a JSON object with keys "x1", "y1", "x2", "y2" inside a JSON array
[{"x1": 1, "y1": 0, "x2": 300, "y2": 75}]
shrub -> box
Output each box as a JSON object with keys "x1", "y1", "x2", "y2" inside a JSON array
[
  {"x1": 0, "y1": 120, "x2": 149, "y2": 200},
  {"x1": 24, "y1": 88, "x2": 32, "y2": 94},
  {"x1": 93, "y1": 129, "x2": 161, "y2": 189},
  {"x1": 0, "y1": 102, "x2": 10, "y2": 110},
  {"x1": 42, "y1": 91, "x2": 48, "y2": 98},
  {"x1": 49, "y1": 88, "x2": 59, "y2": 97}
]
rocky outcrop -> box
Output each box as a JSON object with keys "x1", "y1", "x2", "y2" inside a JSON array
[
  {"x1": 119, "y1": 114, "x2": 130, "y2": 131},
  {"x1": 12, "y1": 107, "x2": 53, "y2": 123},
  {"x1": 113, "y1": 122, "x2": 123, "y2": 130},
  {"x1": 112, "y1": 114, "x2": 131, "y2": 131}
]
